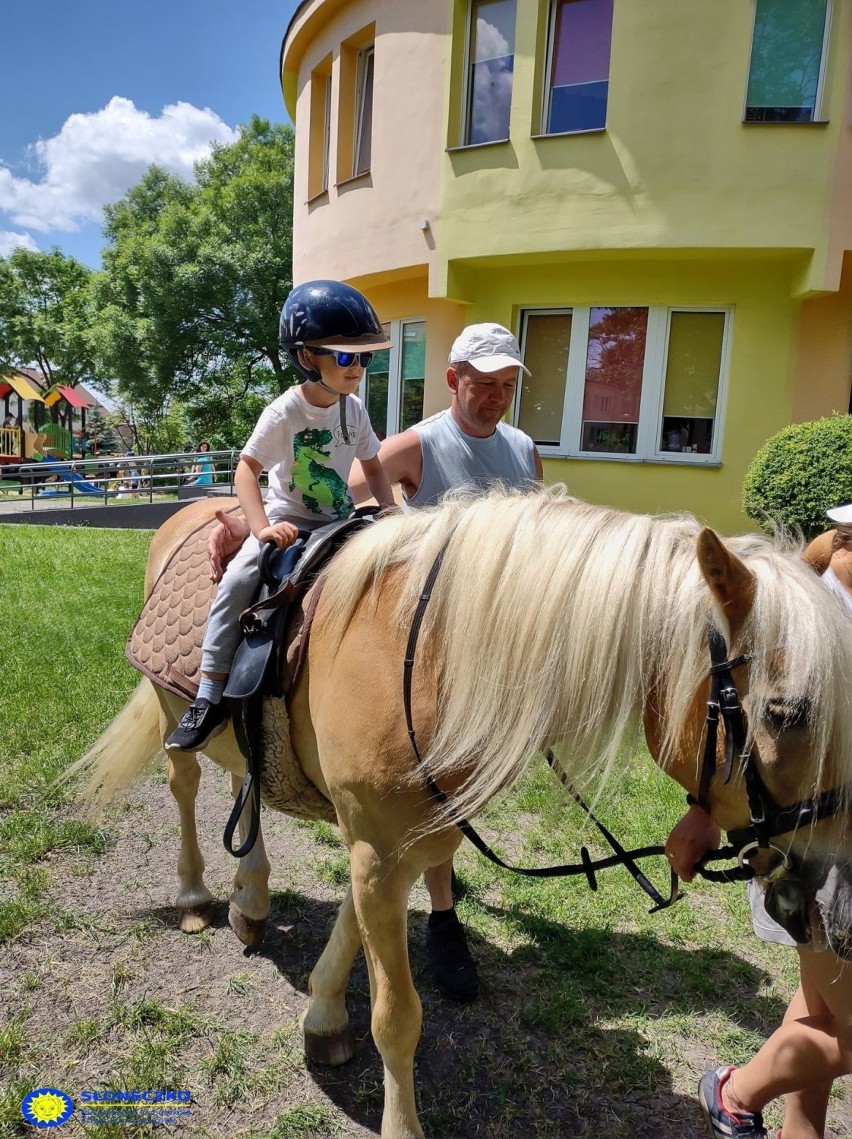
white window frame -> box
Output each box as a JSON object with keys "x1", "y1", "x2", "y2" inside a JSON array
[
  {"x1": 359, "y1": 317, "x2": 426, "y2": 437},
  {"x1": 353, "y1": 44, "x2": 375, "y2": 176},
  {"x1": 461, "y1": 0, "x2": 478, "y2": 144},
  {"x1": 541, "y1": 0, "x2": 560, "y2": 133},
  {"x1": 743, "y1": 0, "x2": 832, "y2": 124},
  {"x1": 515, "y1": 305, "x2": 733, "y2": 465}
]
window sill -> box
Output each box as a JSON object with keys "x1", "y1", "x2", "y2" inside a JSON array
[
  {"x1": 531, "y1": 128, "x2": 606, "y2": 140},
  {"x1": 540, "y1": 451, "x2": 721, "y2": 468},
  {"x1": 742, "y1": 118, "x2": 829, "y2": 126},
  {"x1": 446, "y1": 138, "x2": 510, "y2": 154},
  {"x1": 306, "y1": 189, "x2": 330, "y2": 207},
  {"x1": 335, "y1": 170, "x2": 371, "y2": 190}
]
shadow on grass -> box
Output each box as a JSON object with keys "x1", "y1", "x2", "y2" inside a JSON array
[{"x1": 185, "y1": 887, "x2": 783, "y2": 1139}]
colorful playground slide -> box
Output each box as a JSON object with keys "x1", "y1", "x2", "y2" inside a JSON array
[{"x1": 36, "y1": 453, "x2": 103, "y2": 495}]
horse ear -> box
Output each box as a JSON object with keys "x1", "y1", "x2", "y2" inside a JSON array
[
  {"x1": 697, "y1": 528, "x2": 756, "y2": 631},
  {"x1": 802, "y1": 530, "x2": 833, "y2": 576}
]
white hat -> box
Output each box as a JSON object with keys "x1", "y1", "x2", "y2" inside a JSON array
[
  {"x1": 826, "y1": 503, "x2": 852, "y2": 525},
  {"x1": 449, "y1": 323, "x2": 530, "y2": 375}
]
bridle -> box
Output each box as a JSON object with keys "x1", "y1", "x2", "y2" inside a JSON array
[
  {"x1": 403, "y1": 539, "x2": 849, "y2": 921},
  {"x1": 691, "y1": 626, "x2": 850, "y2": 945},
  {"x1": 696, "y1": 627, "x2": 847, "y2": 869}
]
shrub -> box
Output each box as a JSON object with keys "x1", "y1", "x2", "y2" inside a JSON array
[{"x1": 742, "y1": 415, "x2": 852, "y2": 539}]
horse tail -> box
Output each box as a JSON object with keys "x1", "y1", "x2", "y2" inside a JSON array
[{"x1": 62, "y1": 680, "x2": 163, "y2": 814}]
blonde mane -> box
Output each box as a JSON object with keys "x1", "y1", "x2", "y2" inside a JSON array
[{"x1": 322, "y1": 486, "x2": 852, "y2": 819}]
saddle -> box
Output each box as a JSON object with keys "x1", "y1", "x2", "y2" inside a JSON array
[{"x1": 126, "y1": 506, "x2": 381, "y2": 703}]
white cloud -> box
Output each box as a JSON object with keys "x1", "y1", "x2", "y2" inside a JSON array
[
  {"x1": 0, "y1": 97, "x2": 239, "y2": 234},
  {"x1": 0, "y1": 230, "x2": 39, "y2": 256},
  {"x1": 475, "y1": 17, "x2": 510, "y2": 61}
]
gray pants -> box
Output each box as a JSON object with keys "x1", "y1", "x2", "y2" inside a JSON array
[
  {"x1": 749, "y1": 878, "x2": 796, "y2": 947},
  {"x1": 201, "y1": 516, "x2": 324, "y2": 675}
]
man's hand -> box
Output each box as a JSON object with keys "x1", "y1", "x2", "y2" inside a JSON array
[
  {"x1": 664, "y1": 805, "x2": 721, "y2": 882},
  {"x1": 257, "y1": 521, "x2": 299, "y2": 549},
  {"x1": 208, "y1": 510, "x2": 250, "y2": 582}
]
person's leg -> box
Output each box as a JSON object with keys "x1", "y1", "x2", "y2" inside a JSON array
[
  {"x1": 720, "y1": 950, "x2": 851, "y2": 1117},
  {"x1": 423, "y1": 858, "x2": 479, "y2": 1002},
  {"x1": 166, "y1": 537, "x2": 261, "y2": 751},
  {"x1": 776, "y1": 978, "x2": 831, "y2": 1139},
  {"x1": 424, "y1": 860, "x2": 454, "y2": 911}
]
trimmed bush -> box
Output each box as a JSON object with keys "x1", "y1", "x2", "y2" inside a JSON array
[{"x1": 742, "y1": 415, "x2": 852, "y2": 539}]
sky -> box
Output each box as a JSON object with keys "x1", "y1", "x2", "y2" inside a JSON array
[{"x1": 0, "y1": 0, "x2": 302, "y2": 268}]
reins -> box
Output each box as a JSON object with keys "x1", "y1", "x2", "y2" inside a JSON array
[
  {"x1": 403, "y1": 538, "x2": 850, "y2": 912},
  {"x1": 403, "y1": 537, "x2": 679, "y2": 913}
]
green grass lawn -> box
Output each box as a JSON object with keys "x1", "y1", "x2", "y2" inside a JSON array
[
  {"x1": 0, "y1": 524, "x2": 152, "y2": 941},
  {"x1": 1, "y1": 524, "x2": 829, "y2": 1138}
]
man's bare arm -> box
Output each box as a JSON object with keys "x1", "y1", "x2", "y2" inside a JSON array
[
  {"x1": 532, "y1": 445, "x2": 544, "y2": 482},
  {"x1": 349, "y1": 429, "x2": 423, "y2": 503}
]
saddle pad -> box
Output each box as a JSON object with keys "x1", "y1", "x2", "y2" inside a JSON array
[{"x1": 126, "y1": 513, "x2": 223, "y2": 699}]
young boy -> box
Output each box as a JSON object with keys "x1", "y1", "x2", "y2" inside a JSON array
[{"x1": 166, "y1": 280, "x2": 395, "y2": 751}]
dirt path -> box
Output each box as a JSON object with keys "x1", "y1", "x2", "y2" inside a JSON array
[{"x1": 4, "y1": 769, "x2": 850, "y2": 1138}]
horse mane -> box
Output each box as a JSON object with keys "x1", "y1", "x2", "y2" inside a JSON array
[{"x1": 321, "y1": 486, "x2": 852, "y2": 820}]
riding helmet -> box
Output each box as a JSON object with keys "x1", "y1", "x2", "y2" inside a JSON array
[{"x1": 279, "y1": 280, "x2": 392, "y2": 382}]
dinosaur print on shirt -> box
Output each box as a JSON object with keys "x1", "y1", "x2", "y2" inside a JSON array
[{"x1": 288, "y1": 427, "x2": 353, "y2": 517}]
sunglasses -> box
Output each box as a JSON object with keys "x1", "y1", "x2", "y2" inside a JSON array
[{"x1": 310, "y1": 347, "x2": 374, "y2": 368}]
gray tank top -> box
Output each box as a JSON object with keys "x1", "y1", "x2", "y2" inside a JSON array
[{"x1": 406, "y1": 409, "x2": 537, "y2": 508}]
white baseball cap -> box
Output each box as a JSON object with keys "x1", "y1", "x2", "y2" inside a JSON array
[
  {"x1": 449, "y1": 323, "x2": 530, "y2": 375},
  {"x1": 826, "y1": 503, "x2": 852, "y2": 525}
]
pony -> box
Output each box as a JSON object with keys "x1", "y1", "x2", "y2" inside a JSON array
[{"x1": 72, "y1": 486, "x2": 852, "y2": 1139}]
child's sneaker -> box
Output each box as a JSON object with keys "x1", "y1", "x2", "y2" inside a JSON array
[
  {"x1": 698, "y1": 1067, "x2": 768, "y2": 1138},
  {"x1": 165, "y1": 699, "x2": 229, "y2": 751}
]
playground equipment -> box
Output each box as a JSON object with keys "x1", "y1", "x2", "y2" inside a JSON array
[{"x1": 35, "y1": 454, "x2": 102, "y2": 496}]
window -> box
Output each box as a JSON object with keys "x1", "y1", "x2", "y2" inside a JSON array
[
  {"x1": 361, "y1": 320, "x2": 426, "y2": 438},
  {"x1": 337, "y1": 25, "x2": 375, "y2": 183},
  {"x1": 354, "y1": 45, "x2": 375, "y2": 175},
  {"x1": 543, "y1": 0, "x2": 613, "y2": 134},
  {"x1": 464, "y1": 0, "x2": 516, "y2": 145},
  {"x1": 308, "y1": 60, "x2": 332, "y2": 198},
  {"x1": 745, "y1": 0, "x2": 830, "y2": 123},
  {"x1": 517, "y1": 306, "x2": 731, "y2": 462},
  {"x1": 580, "y1": 307, "x2": 647, "y2": 454}
]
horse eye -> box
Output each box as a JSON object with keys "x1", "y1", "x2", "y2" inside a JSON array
[{"x1": 763, "y1": 698, "x2": 810, "y2": 730}]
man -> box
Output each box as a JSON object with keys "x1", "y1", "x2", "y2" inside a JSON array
[{"x1": 209, "y1": 322, "x2": 543, "y2": 1001}]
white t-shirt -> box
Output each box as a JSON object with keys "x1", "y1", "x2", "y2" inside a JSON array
[
  {"x1": 242, "y1": 386, "x2": 380, "y2": 523},
  {"x1": 823, "y1": 565, "x2": 852, "y2": 614}
]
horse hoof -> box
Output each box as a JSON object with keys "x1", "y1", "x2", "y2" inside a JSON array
[
  {"x1": 179, "y1": 902, "x2": 214, "y2": 933},
  {"x1": 228, "y1": 905, "x2": 266, "y2": 947},
  {"x1": 303, "y1": 1026, "x2": 355, "y2": 1067}
]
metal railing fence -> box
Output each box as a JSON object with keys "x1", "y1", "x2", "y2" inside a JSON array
[{"x1": 2, "y1": 448, "x2": 240, "y2": 510}]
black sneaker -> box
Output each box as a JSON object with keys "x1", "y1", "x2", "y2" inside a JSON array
[
  {"x1": 425, "y1": 910, "x2": 480, "y2": 1002},
  {"x1": 698, "y1": 1066, "x2": 768, "y2": 1139},
  {"x1": 165, "y1": 699, "x2": 229, "y2": 751}
]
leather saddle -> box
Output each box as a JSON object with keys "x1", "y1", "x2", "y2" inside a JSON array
[{"x1": 224, "y1": 505, "x2": 383, "y2": 702}]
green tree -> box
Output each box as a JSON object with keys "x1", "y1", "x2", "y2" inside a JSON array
[
  {"x1": 93, "y1": 117, "x2": 296, "y2": 444},
  {"x1": 742, "y1": 415, "x2": 852, "y2": 538},
  {"x1": 0, "y1": 248, "x2": 96, "y2": 426}
]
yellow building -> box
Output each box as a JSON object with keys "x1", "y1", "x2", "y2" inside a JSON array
[{"x1": 281, "y1": 0, "x2": 852, "y2": 531}]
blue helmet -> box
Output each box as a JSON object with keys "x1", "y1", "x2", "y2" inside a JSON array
[{"x1": 279, "y1": 280, "x2": 391, "y2": 382}]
